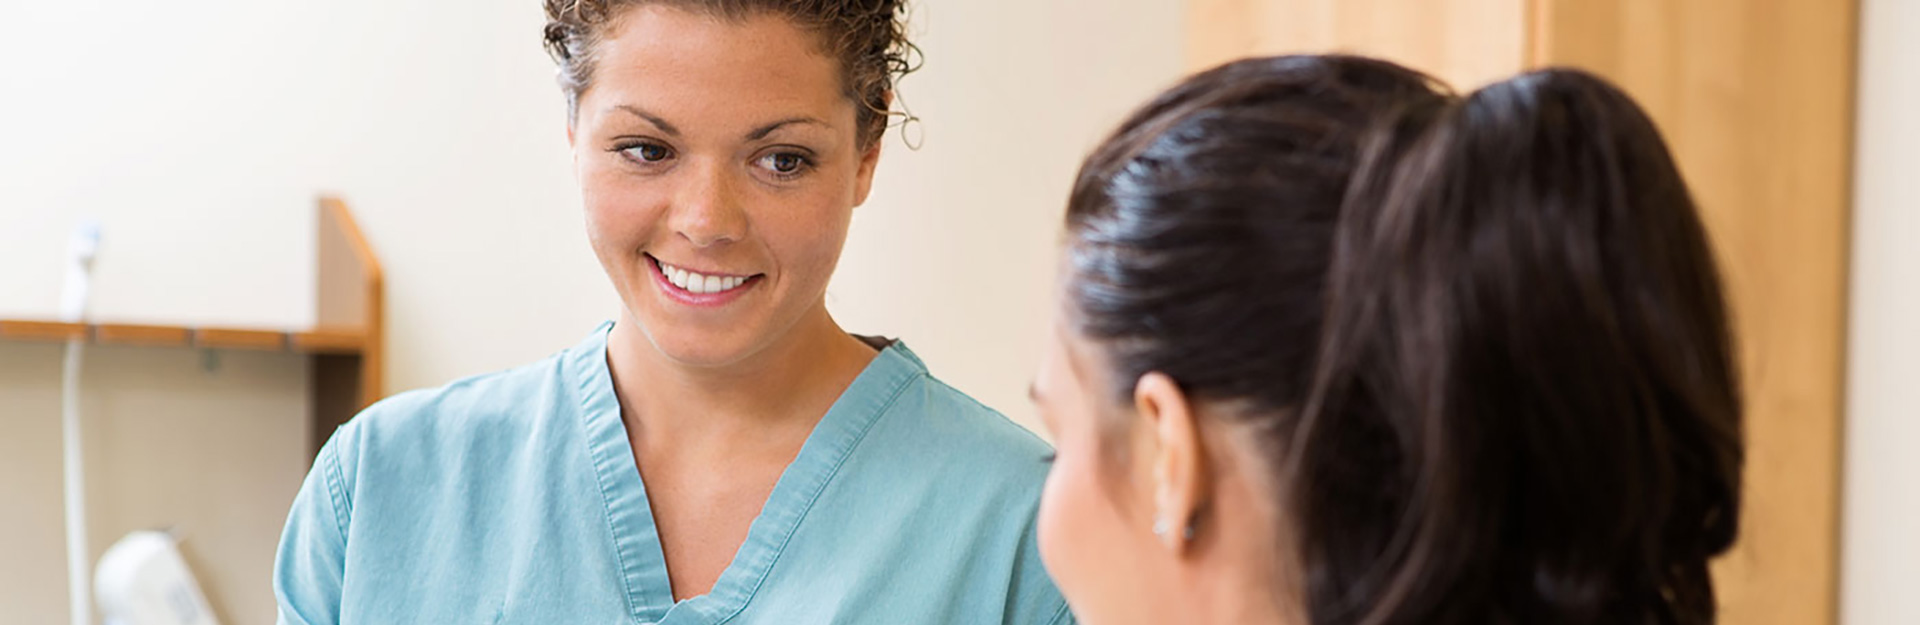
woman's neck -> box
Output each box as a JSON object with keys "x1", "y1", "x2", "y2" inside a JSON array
[
  {"x1": 1182, "y1": 568, "x2": 1296, "y2": 625},
  {"x1": 1179, "y1": 457, "x2": 1303, "y2": 625},
  {"x1": 605, "y1": 304, "x2": 878, "y2": 448}
]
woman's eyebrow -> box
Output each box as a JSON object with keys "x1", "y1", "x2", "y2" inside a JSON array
[
  {"x1": 612, "y1": 104, "x2": 680, "y2": 137},
  {"x1": 746, "y1": 117, "x2": 830, "y2": 141}
]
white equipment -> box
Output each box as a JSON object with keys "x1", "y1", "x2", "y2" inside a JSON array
[
  {"x1": 94, "y1": 531, "x2": 222, "y2": 625},
  {"x1": 57, "y1": 221, "x2": 223, "y2": 625}
]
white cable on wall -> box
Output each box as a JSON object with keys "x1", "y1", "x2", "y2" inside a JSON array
[
  {"x1": 62, "y1": 221, "x2": 100, "y2": 625},
  {"x1": 63, "y1": 334, "x2": 89, "y2": 625}
]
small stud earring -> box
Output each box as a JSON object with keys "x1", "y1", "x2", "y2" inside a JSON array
[{"x1": 1152, "y1": 517, "x2": 1195, "y2": 541}]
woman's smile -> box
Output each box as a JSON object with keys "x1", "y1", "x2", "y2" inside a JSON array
[{"x1": 646, "y1": 253, "x2": 766, "y2": 307}]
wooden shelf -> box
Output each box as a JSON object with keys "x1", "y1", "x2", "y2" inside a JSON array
[
  {"x1": 194, "y1": 328, "x2": 290, "y2": 351},
  {"x1": 291, "y1": 329, "x2": 365, "y2": 354},
  {"x1": 1, "y1": 321, "x2": 364, "y2": 354},
  {"x1": 0, "y1": 196, "x2": 386, "y2": 462},
  {"x1": 0, "y1": 320, "x2": 86, "y2": 342},
  {"x1": 95, "y1": 323, "x2": 191, "y2": 347}
]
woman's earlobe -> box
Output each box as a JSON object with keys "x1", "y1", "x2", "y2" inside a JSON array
[{"x1": 1136, "y1": 372, "x2": 1207, "y2": 554}]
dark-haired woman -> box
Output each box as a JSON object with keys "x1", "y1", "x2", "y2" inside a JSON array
[
  {"x1": 1031, "y1": 55, "x2": 1742, "y2": 625},
  {"x1": 273, "y1": 2, "x2": 1071, "y2": 623}
]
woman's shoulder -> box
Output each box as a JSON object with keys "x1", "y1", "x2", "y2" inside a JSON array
[
  {"x1": 862, "y1": 344, "x2": 1054, "y2": 484},
  {"x1": 910, "y1": 375, "x2": 1052, "y2": 457},
  {"x1": 351, "y1": 353, "x2": 571, "y2": 436},
  {"x1": 319, "y1": 346, "x2": 589, "y2": 487}
]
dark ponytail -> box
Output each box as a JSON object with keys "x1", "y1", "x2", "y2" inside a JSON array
[{"x1": 1064, "y1": 58, "x2": 1742, "y2": 625}]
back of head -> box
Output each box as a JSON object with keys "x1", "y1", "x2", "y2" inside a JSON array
[
  {"x1": 1064, "y1": 58, "x2": 1743, "y2": 625},
  {"x1": 1308, "y1": 67, "x2": 1745, "y2": 625}
]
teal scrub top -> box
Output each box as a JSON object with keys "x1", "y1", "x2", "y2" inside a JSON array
[{"x1": 274, "y1": 323, "x2": 1073, "y2": 624}]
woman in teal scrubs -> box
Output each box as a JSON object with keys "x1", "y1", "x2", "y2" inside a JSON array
[{"x1": 273, "y1": 1, "x2": 1070, "y2": 623}]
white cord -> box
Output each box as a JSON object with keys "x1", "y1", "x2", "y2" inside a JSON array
[
  {"x1": 62, "y1": 221, "x2": 100, "y2": 625},
  {"x1": 63, "y1": 338, "x2": 91, "y2": 625}
]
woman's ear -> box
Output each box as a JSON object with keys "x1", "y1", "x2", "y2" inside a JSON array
[
  {"x1": 567, "y1": 121, "x2": 581, "y2": 171},
  {"x1": 1135, "y1": 372, "x2": 1207, "y2": 553},
  {"x1": 853, "y1": 139, "x2": 883, "y2": 206},
  {"x1": 852, "y1": 92, "x2": 894, "y2": 207}
]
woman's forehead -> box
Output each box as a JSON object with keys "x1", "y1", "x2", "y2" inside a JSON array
[{"x1": 582, "y1": 7, "x2": 854, "y2": 132}]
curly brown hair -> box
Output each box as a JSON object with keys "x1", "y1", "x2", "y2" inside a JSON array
[{"x1": 542, "y1": 0, "x2": 918, "y2": 147}]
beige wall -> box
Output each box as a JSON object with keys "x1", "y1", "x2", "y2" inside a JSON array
[
  {"x1": 0, "y1": 0, "x2": 1184, "y2": 622},
  {"x1": 1187, "y1": 0, "x2": 1526, "y2": 89},
  {"x1": 1841, "y1": 0, "x2": 1920, "y2": 623},
  {"x1": 834, "y1": 0, "x2": 1184, "y2": 427}
]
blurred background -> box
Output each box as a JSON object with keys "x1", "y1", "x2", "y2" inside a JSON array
[{"x1": 0, "y1": 0, "x2": 1910, "y2": 623}]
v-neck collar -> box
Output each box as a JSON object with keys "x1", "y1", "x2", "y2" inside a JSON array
[{"x1": 567, "y1": 322, "x2": 926, "y2": 624}]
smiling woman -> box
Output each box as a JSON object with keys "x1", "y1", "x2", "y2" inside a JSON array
[
  {"x1": 269, "y1": 2, "x2": 1073, "y2": 624},
  {"x1": 569, "y1": 5, "x2": 875, "y2": 371}
]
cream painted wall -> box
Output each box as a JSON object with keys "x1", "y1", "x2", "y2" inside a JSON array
[
  {"x1": 1841, "y1": 1, "x2": 1920, "y2": 623},
  {"x1": 0, "y1": 0, "x2": 1184, "y2": 622},
  {"x1": 834, "y1": 0, "x2": 1185, "y2": 428}
]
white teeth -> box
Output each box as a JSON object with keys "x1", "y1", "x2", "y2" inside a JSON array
[{"x1": 658, "y1": 259, "x2": 751, "y2": 295}]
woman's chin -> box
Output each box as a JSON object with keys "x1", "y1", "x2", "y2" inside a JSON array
[{"x1": 631, "y1": 322, "x2": 768, "y2": 370}]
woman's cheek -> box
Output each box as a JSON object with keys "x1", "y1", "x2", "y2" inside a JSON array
[
  {"x1": 1037, "y1": 457, "x2": 1072, "y2": 575},
  {"x1": 1038, "y1": 442, "x2": 1116, "y2": 618},
  {"x1": 581, "y1": 174, "x2": 671, "y2": 260}
]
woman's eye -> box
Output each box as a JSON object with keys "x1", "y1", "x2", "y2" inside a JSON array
[
  {"x1": 759, "y1": 152, "x2": 812, "y2": 176},
  {"x1": 620, "y1": 143, "x2": 674, "y2": 163}
]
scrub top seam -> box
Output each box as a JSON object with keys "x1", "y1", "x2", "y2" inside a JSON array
[
  {"x1": 1045, "y1": 600, "x2": 1074, "y2": 625},
  {"x1": 574, "y1": 324, "x2": 650, "y2": 624},
  {"x1": 586, "y1": 424, "x2": 644, "y2": 625},
  {"x1": 709, "y1": 368, "x2": 921, "y2": 624},
  {"x1": 323, "y1": 439, "x2": 351, "y2": 540}
]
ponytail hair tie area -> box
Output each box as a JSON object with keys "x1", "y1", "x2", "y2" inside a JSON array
[{"x1": 1065, "y1": 58, "x2": 1743, "y2": 625}]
